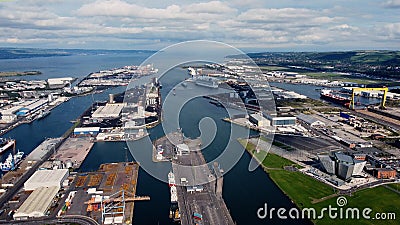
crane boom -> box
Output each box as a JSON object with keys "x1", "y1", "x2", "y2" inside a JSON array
[{"x1": 350, "y1": 87, "x2": 388, "y2": 109}]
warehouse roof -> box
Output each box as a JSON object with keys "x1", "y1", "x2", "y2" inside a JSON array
[
  {"x1": 297, "y1": 113, "x2": 325, "y2": 126},
  {"x1": 74, "y1": 127, "x2": 100, "y2": 133},
  {"x1": 24, "y1": 169, "x2": 69, "y2": 191},
  {"x1": 14, "y1": 186, "x2": 59, "y2": 219},
  {"x1": 92, "y1": 103, "x2": 126, "y2": 118}
]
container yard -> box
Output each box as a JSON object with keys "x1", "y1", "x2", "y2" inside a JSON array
[{"x1": 63, "y1": 162, "x2": 149, "y2": 224}]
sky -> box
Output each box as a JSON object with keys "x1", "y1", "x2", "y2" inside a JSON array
[{"x1": 0, "y1": 0, "x2": 399, "y2": 51}]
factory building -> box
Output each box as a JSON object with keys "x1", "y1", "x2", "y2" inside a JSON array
[
  {"x1": 267, "y1": 116, "x2": 296, "y2": 127},
  {"x1": 92, "y1": 103, "x2": 126, "y2": 119},
  {"x1": 296, "y1": 113, "x2": 325, "y2": 128},
  {"x1": 177, "y1": 144, "x2": 190, "y2": 156},
  {"x1": 73, "y1": 127, "x2": 100, "y2": 136},
  {"x1": 24, "y1": 169, "x2": 69, "y2": 191},
  {"x1": 13, "y1": 186, "x2": 59, "y2": 220},
  {"x1": 47, "y1": 77, "x2": 74, "y2": 87}
]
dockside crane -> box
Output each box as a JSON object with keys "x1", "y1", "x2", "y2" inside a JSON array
[{"x1": 350, "y1": 87, "x2": 389, "y2": 110}]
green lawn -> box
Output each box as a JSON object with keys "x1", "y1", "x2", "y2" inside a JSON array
[
  {"x1": 268, "y1": 170, "x2": 335, "y2": 207},
  {"x1": 239, "y1": 138, "x2": 400, "y2": 225},
  {"x1": 387, "y1": 183, "x2": 400, "y2": 190},
  {"x1": 312, "y1": 186, "x2": 400, "y2": 225},
  {"x1": 303, "y1": 72, "x2": 379, "y2": 84},
  {"x1": 238, "y1": 138, "x2": 297, "y2": 168}
]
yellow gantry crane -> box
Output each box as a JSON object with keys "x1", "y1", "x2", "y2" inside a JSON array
[{"x1": 350, "y1": 87, "x2": 389, "y2": 110}]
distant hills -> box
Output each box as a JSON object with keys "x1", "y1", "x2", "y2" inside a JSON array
[
  {"x1": 247, "y1": 50, "x2": 400, "y2": 78},
  {"x1": 0, "y1": 48, "x2": 155, "y2": 60}
]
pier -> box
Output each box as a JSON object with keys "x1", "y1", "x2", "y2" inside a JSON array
[{"x1": 171, "y1": 134, "x2": 235, "y2": 225}]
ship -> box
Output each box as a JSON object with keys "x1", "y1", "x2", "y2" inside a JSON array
[
  {"x1": 188, "y1": 67, "x2": 197, "y2": 76},
  {"x1": 37, "y1": 110, "x2": 51, "y2": 120},
  {"x1": 0, "y1": 151, "x2": 24, "y2": 172},
  {"x1": 169, "y1": 202, "x2": 181, "y2": 223},
  {"x1": 0, "y1": 138, "x2": 15, "y2": 154},
  {"x1": 168, "y1": 171, "x2": 181, "y2": 223},
  {"x1": 194, "y1": 76, "x2": 219, "y2": 88},
  {"x1": 320, "y1": 89, "x2": 351, "y2": 107},
  {"x1": 168, "y1": 171, "x2": 176, "y2": 187},
  {"x1": 170, "y1": 185, "x2": 178, "y2": 202}
]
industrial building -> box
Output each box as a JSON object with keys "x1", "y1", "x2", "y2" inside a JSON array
[
  {"x1": 13, "y1": 186, "x2": 59, "y2": 220},
  {"x1": 266, "y1": 116, "x2": 296, "y2": 127},
  {"x1": 73, "y1": 127, "x2": 100, "y2": 136},
  {"x1": 177, "y1": 144, "x2": 190, "y2": 156},
  {"x1": 296, "y1": 113, "x2": 325, "y2": 128},
  {"x1": 249, "y1": 113, "x2": 269, "y2": 127},
  {"x1": 92, "y1": 103, "x2": 127, "y2": 119},
  {"x1": 318, "y1": 152, "x2": 366, "y2": 181},
  {"x1": 374, "y1": 168, "x2": 397, "y2": 179},
  {"x1": 24, "y1": 169, "x2": 69, "y2": 191},
  {"x1": 47, "y1": 77, "x2": 74, "y2": 87}
]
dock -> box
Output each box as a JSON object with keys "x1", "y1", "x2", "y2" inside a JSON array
[
  {"x1": 171, "y1": 134, "x2": 235, "y2": 225},
  {"x1": 65, "y1": 162, "x2": 148, "y2": 224},
  {"x1": 50, "y1": 137, "x2": 94, "y2": 169}
]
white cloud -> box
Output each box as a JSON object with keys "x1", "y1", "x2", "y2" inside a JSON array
[
  {"x1": 383, "y1": 0, "x2": 400, "y2": 8},
  {"x1": 0, "y1": 0, "x2": 398, "y2": 50}
]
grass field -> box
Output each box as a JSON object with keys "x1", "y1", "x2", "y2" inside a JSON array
[{"x1": 238, "y1": 137, "x2": 400, "y2": 225}]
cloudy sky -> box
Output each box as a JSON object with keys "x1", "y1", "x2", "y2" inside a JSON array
[{"x1": 0, "y1": 0, "x2": 399, "y2": 51}]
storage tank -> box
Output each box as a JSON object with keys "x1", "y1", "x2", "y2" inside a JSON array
[
  {"x1": 65, "y1": 160, "x2": 73, "y2": 169},
  {"x1": 109, "y1": 94, "x2": 114, "y2": 103}
]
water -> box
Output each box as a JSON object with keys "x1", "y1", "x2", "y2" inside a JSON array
[
  {"x1": 0, "y1": 52, "x2": 152, "y2": 80},
  {"x1": 0, "y1": 54, "x2": 311, "y2": 225},
  {"x1": 270, "y1": 82, "x2": 382, "y2": 106}
]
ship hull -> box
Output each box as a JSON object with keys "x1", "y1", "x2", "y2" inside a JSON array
[{"x1": 320, "y1": 93, "x2": 351, "y2": 106}]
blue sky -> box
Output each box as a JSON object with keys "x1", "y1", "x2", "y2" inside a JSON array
[{"x1": 0, "y1": 0, "x2": 399, "y2": 51}]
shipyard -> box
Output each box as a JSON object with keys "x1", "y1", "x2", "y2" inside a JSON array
[{"x1": 0, "y1": 43, "x2": 399, "y2": 225}]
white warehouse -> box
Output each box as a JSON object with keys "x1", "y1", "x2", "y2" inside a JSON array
[
  {"x1": 13, "y1": 186, "x2": 59, "y2": 220},
  {"x1": 24, "y1": 169, "x2": 69, "y2": 191}
]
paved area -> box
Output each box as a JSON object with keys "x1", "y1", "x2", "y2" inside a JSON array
[
  {"x1": 172, "y1": 135, "x2": 235, "y2": 225},
  {"x1": 66, "y1": 162, "x2": 140, "y2": 224},
  {"x1": 51, "y1": 137, "x2": 94, "y2": 169}
]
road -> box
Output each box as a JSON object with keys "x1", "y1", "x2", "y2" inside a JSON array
[{"x1": 0, "y1": 215, "x2": 99, "y2": 225}]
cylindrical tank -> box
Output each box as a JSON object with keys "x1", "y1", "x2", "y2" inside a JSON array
[
  {"x1": 65, "y1": 160, "x2": 73, "y2": 169},
  {"x1": 109, "y1": 94, "x2": 114, "y2": 103}
]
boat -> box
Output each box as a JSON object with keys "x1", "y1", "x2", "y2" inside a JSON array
[
  {"x1": 320, "y1": 89, "x2": 351, "y2": 107},
  {"x1": 0, "y1": 138, "x2": 15, "y2": 154},
  {"x1": 168, "y1": 171, "x2": 176, "y2": 187},
  {"x1": 0, "y1": 150, "x2": 24, "y2": 172},
  {"x1": 188, "y1": 67, "x2": 197, "y2": 76},
  {"x1": 194, "y1": 76, "x2": 219, "y2": 88},
  {"x1": 170, "y1": 185, "x2": 178, "y2": 202},
  {"x1": 37, "y1": 110, "x2": 51, "y2": 120},
  {"x1": 169, "y1": 202, "x2": 181, "y2": 222}
]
